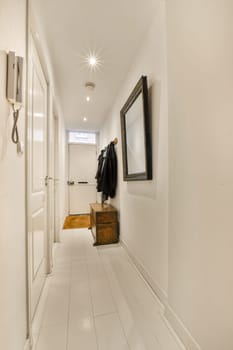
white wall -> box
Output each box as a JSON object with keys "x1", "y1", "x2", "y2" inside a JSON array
[
  {"x1": 0, "y1": 0, "x2": 27, "y2": 349},
  {"x1": 100, "y1": 1, "x2": 233, "y2": 349},
  {"x1": 99, "y1": 1, "x2": 168, "y2": 300},
  {"x1": 166, "y1": 1, "x2": 233, "y2": 349}
]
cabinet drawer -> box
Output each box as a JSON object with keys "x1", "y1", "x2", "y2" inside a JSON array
[{"x1": 96, "y1": 211, "x2": 117, "y2": 224}]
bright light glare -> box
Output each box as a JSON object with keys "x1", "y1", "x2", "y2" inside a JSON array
[
  {"x1": 89, "y1": 56, "x2": 97, "y2": 66},
  {"x1": 86, "y1": 96, "x2": 90, "y2": 102},
  {"x1": 83, "y1": 117, "x2": 87, "y2": 122},
  {"x1": 83, "y1": 51, "x2": 102, "y2": 72}
]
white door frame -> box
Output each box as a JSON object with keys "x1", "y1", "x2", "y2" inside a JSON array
[
  {"x1": 25, "y1": 10, "x2": 55, "y2": 346},
  {"x1": 46, "y1": 85, "x2": 54, "y2": 275},
  {"x1": 53, "y1": 109, "x2": 60, "y2": 243},
  {"x1": 26, "y1": 32, "x2": 49, "y2": 346}
]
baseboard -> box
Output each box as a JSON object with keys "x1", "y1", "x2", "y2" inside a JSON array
[
  {"x1": 164, "y1": 304, "x2": 202, "y2": 350},
  {"x1": 31, "y1": 276, "x2": 50, "y2": 336},
  {"x1": 24, "y1": 338, "x2": 30, "y2": 350},
  {"x1": 121, "y1": 239, "x2": 167, "y2": 308},
  {"x1": 121, "y1": 239, "x2": 202, "y2": 350}
]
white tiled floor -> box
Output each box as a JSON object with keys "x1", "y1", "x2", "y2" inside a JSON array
[{"x1": 32, "y1": 229, "x2": 185, "y2": 350}]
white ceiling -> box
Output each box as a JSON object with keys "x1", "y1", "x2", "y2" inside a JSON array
[{"x1": 32, "y1": 0, "x2": 157, "y2": 131}]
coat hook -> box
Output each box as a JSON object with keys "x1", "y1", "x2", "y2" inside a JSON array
[{"x1": 113, "y1": 137, "x2": 118, "y2": 145}]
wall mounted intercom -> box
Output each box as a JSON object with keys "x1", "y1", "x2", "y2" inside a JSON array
[
  {"x1": 7, "y1": 51, "x2": 23, "y2": 105},
  {"x1": 6, "y1": 51, "x2": 24, "y2": 152}
]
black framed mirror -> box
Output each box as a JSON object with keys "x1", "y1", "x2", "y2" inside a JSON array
[{"x1": 120, "y1": 76, "x2": 152, "y2": 181}]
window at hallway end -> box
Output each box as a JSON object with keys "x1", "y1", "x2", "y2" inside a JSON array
[{"x1": 68, "y1": 131, "x2": 97, "y2": 144}]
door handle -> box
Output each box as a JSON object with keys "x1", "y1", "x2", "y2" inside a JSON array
[
  {"x1": 45, "y1": 176, "x2": 53, "y2": 186},
  {"x1": 67, "y1": 180, "x2": 75, "y2": 186}
]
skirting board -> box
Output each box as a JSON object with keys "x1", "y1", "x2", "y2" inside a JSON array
[
  {"x1": 121, "y1": 240, "x2": 167, "y2": 308},
  {"x1": 164, "y1": 305, "x2": 202, "y2": 350},
  {"x1": 121, "y1": 239, "x2": 202, "y2": 350}
]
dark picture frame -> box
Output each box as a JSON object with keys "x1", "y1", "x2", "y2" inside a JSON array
[{"x1": 120, "y1": 76, "x2": 152, "y2": 181}]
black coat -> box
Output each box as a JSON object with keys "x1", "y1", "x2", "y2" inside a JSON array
[
  {"x1": 95, "y1": 142, "x2": 117, "y2": 200},
  {"x1": 96, "y1": 149, "x2": 105, "y2": 192}
]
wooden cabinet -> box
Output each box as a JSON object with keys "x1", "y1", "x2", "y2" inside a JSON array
[{"x1": 90, "y1": 203, "x2": 119, "y2": 246}]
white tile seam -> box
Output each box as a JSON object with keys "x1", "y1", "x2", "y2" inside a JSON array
[
  {"x1": 107, "y1": 254, "x2": 163, "y2": 350},
  {"x1": 120, "y1": 243, "x2": 165, "y2": 311},
  {"x1": 117, "y1": 245, "x2": 185, "y2": 349},
  {"x1": 96, "y1": 248, "x2": 118, "y2": 314},
  {"x1": 32, "y1": 276, "x2": 51, "y2": 350},
  {"x1": 86, "y1": 242, "x2": 100, "y2": 350},
  {"x1": 115, "y1": 312, "x2": 131, "y2": 350},
  {"x1": 94, "y1": 311, "x2": 118, "y2": 318},
  {"x1": 65, "y1": 254, "x2": 73, "y2": 350},
  {"x1": 101, "y1": 252, "x2": 150, "y2": 350},
  {"x1": 97, "y1": 249, "x2": 131, "y2": 350}
]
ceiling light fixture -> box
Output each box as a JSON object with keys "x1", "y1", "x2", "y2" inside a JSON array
[
  {"x1": 89, "y1": 56, "x2": 97, "y2": 66},
  {"x1": 83, "y1": 117, "x2": 87, "y2": 122},
  {"x1": 85, "y1": 81, "x2": 95, "y2": 90},
  {"x1": 84, "y1": 51, "x2": 102, "y2": 72},
  {"x1": 86, "y1": 96, "x2": 90, "y2": 102}
]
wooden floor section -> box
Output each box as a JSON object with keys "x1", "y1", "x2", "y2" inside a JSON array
[{"x1": 63, "y1": 214, "x2": 90, "y2": 229}]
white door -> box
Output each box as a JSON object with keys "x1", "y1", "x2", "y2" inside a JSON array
[
  {"x1": 68, "y1": 144, "x2": 97, "y2": 214},
  {"x1": 28, "y1": 38, "x2": 48, "y2": 317}
]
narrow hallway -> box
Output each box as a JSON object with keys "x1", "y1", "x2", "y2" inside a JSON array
[{"x1": 32, "y1": 229, "x2": 183, "y2": 350}]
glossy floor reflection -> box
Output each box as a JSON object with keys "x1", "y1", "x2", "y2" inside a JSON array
[{"x1": 32, "y1": 229, "x2": 185, "y2": 350}]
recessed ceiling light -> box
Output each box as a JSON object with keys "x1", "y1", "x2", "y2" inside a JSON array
[
  {"x1": 83, "y1": 117, "x2": 87, "y2": 122},
  {"x1": 86, "y1": 96, "x2": 90, "y2": 102},
  {"x1": 84, "y1": 51, "x2": 102, "y2": 72},
  {"x1": 89, "y1": 56, "x2": 97, "y2": 66}
]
